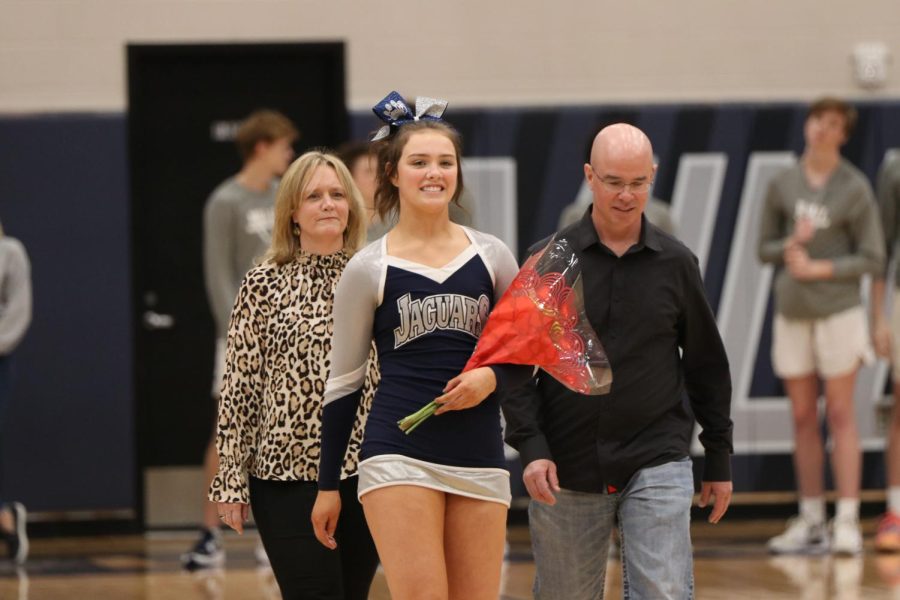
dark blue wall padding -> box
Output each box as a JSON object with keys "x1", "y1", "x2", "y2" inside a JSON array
[
  {"x1": 0, "y1": 114, "x2": 134, "y2": 511},
  {"x1": 1, "y1": 100, "x2": 898, "y2": 513}
]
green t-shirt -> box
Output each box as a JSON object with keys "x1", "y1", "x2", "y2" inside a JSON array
[{"x1": 758, "y1": 159, "x2": 885, "y2": 319}]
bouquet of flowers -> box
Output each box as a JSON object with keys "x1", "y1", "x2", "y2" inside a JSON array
[{"x1": 398, "y1": 236, "x2": 613, "y2": 433}]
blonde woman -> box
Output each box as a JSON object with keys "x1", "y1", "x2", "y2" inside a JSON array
[{"x1": 209, "y1": 151, "x2": 378, "y2": 600}]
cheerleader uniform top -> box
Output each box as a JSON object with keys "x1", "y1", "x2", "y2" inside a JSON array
[{"x1": 318, "y1": 226, "x2": 524, "y2": 506}]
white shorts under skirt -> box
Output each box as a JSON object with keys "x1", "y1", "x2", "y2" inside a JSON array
[{"x1": 357, "y1": 454, "x2": 511, "y2": 507}]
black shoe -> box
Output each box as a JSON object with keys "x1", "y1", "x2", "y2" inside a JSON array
[
  {"x1": 3, "y1": 502, "x2": 28, "y2": 564},
  {"x1": 181, "y1": 528, "x2": 225, "y2": 570}
]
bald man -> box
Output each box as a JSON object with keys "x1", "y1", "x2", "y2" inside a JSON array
[{"x1": 503, "y1": 124, "x2": 733, "y2": 599}]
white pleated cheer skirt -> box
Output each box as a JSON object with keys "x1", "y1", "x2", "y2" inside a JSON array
[{"x1": 357, "y1": 454, "x2": 511, "y2": 507}]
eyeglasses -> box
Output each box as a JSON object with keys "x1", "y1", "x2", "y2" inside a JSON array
[{"x1": 590, "y1": 166, "x2": 653, "y2": 194}]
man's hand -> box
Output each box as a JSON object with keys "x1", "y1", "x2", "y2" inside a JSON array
[
  {"x1": 311, "y1": 491, "x2": 341, "y2": 549},
  {"x1": 698, "y1": 481, "x2": 732, "y2": 524},
  {"x1": 434, "y1": 367, "x2": 497, "y2": 415},
  {"x1": 523, "y1": 459, "x2": 561, "y2": 505},
  {"x1": 217, "y1": 501, "x2": 249, "y2": 534}
]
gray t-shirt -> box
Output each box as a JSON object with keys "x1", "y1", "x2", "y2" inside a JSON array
[
  {"x1": 0, "y1": 234, "x2": 32, "y2": 355},
  {"x1": 758, "y1": 159, "x2": 885, "y2": 319},
  {"x1": 203, "y1": 177, "x2": 277, "y2": 337},
  {"x1": 876, "y1": 157, "x2": 900, "y2": 286}
]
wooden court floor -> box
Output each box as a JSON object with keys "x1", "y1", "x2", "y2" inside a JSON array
[{"x1": 3, "y1": 519, "x2": 900, "y2": 599}]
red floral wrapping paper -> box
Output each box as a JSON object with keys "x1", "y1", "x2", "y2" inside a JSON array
[{"x1": 464, "y1": 237, "x2": 613, "y2": 395}]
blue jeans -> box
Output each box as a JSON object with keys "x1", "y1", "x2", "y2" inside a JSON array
[{"x1": 529, "y1": 458, "x2": 695, "y2": 600}]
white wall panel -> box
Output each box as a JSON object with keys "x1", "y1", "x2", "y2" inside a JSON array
[{"x1": 1, "y1": 0, "x2": 899, "y2": 112}]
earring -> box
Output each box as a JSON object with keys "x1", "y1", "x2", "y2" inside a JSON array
[{"x1": 292, "y1": 223, "x2": 300, "y2": 237}]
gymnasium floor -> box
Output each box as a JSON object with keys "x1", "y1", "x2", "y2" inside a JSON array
[{"x1": 2, "y1": 519, "x2": 900, "y2": 599}]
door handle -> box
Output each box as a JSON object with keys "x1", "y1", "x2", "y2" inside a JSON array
[{"x1": 143, "y1": 311, "x2": 175, "y2": 330}]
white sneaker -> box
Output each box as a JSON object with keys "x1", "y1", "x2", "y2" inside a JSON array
[
  {"x1": 831, "y1": 516, "x2": 863, "y2": 556},
  {"x1": 767, "y1": 515, "x2": 829, "y2": 554},
  {"x1": 2, "y1": 502, "x2": 28, "y2": 564}
]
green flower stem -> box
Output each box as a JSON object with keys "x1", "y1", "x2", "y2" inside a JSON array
[{"x1": 398, "y1": 400, "x2": 439, "y2": 434}]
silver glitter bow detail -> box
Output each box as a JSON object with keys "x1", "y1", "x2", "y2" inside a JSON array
[{"x1": 370, "y1": 91, "x2": 449, "y2": 141}]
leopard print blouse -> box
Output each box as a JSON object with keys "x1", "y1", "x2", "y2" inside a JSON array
[{"x1": 209, "y1": 249, "x2": 376, "y2": 504}]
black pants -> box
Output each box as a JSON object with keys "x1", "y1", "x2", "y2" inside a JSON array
[{"x1": 249, "y1": 476, "x2": 379, "y2": 600}]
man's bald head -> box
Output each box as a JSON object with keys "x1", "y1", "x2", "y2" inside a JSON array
[
  {"x1": 590, "y1": 123, "x2": 654, "y2": 169},
  {"x1": 583, "y1": 123, "x2": 657, "y2": 243}
]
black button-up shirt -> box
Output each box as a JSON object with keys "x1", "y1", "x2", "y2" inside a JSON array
[{"x1": 502, "y1": 209, "x2": 733, "y2": 491}]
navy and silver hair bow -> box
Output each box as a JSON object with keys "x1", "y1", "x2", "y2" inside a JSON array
[{"x1": 370, "y1": 91, "x2": 449, "y2": 141}]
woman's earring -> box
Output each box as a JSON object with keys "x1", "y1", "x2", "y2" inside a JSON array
[{"x1": 292, "y1": 223, "x2": 300, "y2": 237}]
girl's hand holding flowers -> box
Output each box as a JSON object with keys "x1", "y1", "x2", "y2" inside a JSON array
[{"x1": 433, "y1": 367, "x2": 497, "y2": 415}]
